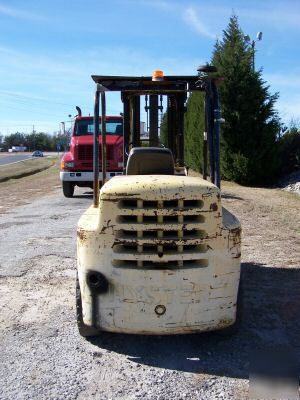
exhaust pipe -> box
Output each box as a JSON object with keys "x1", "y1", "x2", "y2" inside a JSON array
[
  {"x1": 76, "y1": 106, "x2": 82, "y2": 117},
  {"x1": 87, "y1": 271, "x2": 108, "y2": 293}
]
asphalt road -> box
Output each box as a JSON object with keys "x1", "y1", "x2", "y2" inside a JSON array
[
  {"x1": 0, "y1": 153, "x2": 33, "y2": 166},
  {"x1": 0, "y1": 152, "x2": 56, "y2": 166}
]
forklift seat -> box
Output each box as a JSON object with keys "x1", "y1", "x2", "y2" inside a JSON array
[{"x1": 126, "y1": 147, "x2": 175, "y2": 175}]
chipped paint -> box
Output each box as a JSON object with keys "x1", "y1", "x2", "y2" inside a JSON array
[
  {"x1": 210, "y1": 202, "x2": 218, "y2": 212},
  {"x1": 77, "y1": 228, "x2": 87, "y2": 244}
]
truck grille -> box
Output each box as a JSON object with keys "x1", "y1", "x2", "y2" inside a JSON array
[
  {"x1": 113, "y1": 199, "x2": 210, "y2": 269},
  {"x1": 78, "y1": 145, "x2": 93, "y2": 160},
  {"x1": 78, "y1": 144, "x2": 114, "y2": 161}
]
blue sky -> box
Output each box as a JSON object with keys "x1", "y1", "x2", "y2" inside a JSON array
[{"x1": 0, "y1": 0, "x2": 299, "y2": 135}]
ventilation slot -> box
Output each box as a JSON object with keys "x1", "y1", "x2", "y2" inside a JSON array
[
  {"x1": 118, "y1": 199, "x2": 137, "y2": 209},
  {"x1": 113, "y1": 243, "x2": 208, "y2": 254},
  {"x1": 117, "y1": 215, "x2": 205, "y2": 224},
  {"x1": 112, "y1": 259, "x2": 208, "y2": 269},
  {"x1": 116, "y1": 229, "x2": 208, "y2": 240},
  {"x1": 118, "y1": 199, "x2": 204, "y2": 210},
  {"x1": 184, "y1": 200, "x2": 204, "y2": 208}
]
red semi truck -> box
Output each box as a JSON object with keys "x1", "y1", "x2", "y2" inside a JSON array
[{"x1": 60, "y1": 114, "x2": 123, "y2": 197}]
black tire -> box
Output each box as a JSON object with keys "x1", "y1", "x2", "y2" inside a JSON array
[
  {"x1": 62, "y1": 181, "x2": 75, "y2": 198},
  {"x1": 76, "y1": 273, "x2": 100, "y2": 337},
  {"x1": 217, "y1": 278, "x2": 243, "y2": 336}
]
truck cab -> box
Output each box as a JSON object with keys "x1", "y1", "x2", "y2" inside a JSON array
[{"x1": 60, "y1": 115, "x2": 123, "y2": 197}]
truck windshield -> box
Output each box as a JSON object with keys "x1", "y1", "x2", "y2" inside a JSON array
[{"x1": 75, "y1": 119, "x2": 123, "y2": 136}]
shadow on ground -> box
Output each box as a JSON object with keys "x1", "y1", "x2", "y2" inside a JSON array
[
  {"x1": 222, "y1": 192, "x2": 244, "y2": 201},
  {"x1": 89, "y1": 263, "x2": 300, "y2": 379},
  {"x1": 73, "y1": 191, "x2": 93, "y2": 199}
]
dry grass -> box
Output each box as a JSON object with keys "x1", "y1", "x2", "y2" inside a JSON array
[
  {"x1": 0, "y1": 159, "x2": 61, "y2": 213},
  {"x1": 0, "y1": 157, "x2": 56, "y2": 183}
]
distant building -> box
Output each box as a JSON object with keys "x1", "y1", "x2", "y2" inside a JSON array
[{"x1": 8, "y1": 146, "x2": 27, "y2": 152}]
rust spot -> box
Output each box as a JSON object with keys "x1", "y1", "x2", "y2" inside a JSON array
[
  {"x1": 233, "y1": 252, "x2": 241, "y2": 259},
  {"x1": 215, "y1": 319, "x2": 234, "y2": 329},
  {"x1": 210, "y1": 203, "x2": 218, "y2": 211},
  {"x1": 77, "y1": 229, "x2": 87, "y2": 243},
  {"x1": 230, "y1": 227, "x2": 241, "y2": 235},
  {"x1": 100, "y1": 219, "x2": 115, "y2": 234},
  {"x1": 102, "y1": 198, "x2": 119, "y2": 203},
  {"x1": 202, "y1": 192, "x2": 213, "y2": 198},
  {"x1": 113, "y1": 192, "x2": 141, "y2": 197},
  {"x1": 229, "y1": 227, "x2": 241, "y2": 245}
]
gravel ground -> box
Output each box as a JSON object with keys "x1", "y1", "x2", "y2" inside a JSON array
[
  {"x1": 278, "y1": 169, "x2": 300, "y2": 195},
  {"x1": 0, "y1": 178, "x2": 299, "y2": 399}
]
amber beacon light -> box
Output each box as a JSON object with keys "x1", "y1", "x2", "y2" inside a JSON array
[{"x1": 152, "y1": 70, "x2": 164, "y2": 81}]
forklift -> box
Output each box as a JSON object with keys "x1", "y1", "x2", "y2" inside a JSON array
[{"x1": 76, "y1": 66, "x2": 242, "y2": 336}]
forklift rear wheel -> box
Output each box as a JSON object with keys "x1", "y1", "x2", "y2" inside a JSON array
[
  {"x1": 76, "y1": 273, "x2": 100, "y2": 337},
  {"x1": 62, "y1": 181, "x2": 74, "y2": 198}
]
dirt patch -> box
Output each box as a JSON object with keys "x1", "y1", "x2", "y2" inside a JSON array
[{"x1": 221, "y1": 181, "x2": 300, "y2": 268}]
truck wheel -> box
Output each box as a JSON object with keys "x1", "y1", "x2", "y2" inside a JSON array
[
  {"x1": 217, "y1": 278, "x2": 243, "y2": 336},
  {"x1": 76, "y1": 273, "x2": 100, "y2": 337},
  {"x1": 62, "y1": 181, "x2": 74, "y2": 198}
]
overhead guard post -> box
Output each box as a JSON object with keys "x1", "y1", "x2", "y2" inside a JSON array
[
  {"x1": 212, "y1": 80, "x2": 221, "y2": 189},
  {"x1": 149, "y1": 95, "x2": 159, "y2": 146},
  {"x1": 101, "y1": 91, "x2": 107, "y2": 186},
  {"x1": 93, "y1": 89, "x2": 100, "y2": 207},
  {"x1": 203, "y1": 96, "x2": 208, "y2": 180},
  {"x1": 122, "y1": 93, "x2": 130, "y2": 170},
  {"x1": 207, "y1": 81, "x2": 215, "y2": 186}
]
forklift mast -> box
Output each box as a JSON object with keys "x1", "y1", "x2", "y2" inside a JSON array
[{"x1": 92, "y1": 67, "x2": 222, "y2": 207}]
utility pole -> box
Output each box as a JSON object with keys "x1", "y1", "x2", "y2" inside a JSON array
[
  {"x1": 244, "y1": 32, "x2": 263, "y2": 72},
  {"x1": 61, "y1": 122, "x2": 65, "y2": 135},
  {"x1": 60, "y1": 122, "x2": 66, "y2": 151},
  {"x1": 32, "y1": 125, "x2": 35, "y2": 151}
]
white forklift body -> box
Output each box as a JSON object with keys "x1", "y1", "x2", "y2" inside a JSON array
[{"x1": 77, "y1": 174, "x2": 241, "y2": 334}]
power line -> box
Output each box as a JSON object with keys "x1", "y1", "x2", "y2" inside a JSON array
[
  {"x1": 0, "y1": 90, "x2": 91, "y2": 108},
  {"x1": 0, "y1": 103, "x2": 66, "y2": 118},
  {"x1": 0, "y1": 96, "x2": 71, "y2": 110}
]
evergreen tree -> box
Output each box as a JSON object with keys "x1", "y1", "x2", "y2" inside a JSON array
[
  {"x1": 212, "y1": 15, "x2": 281, "y2": 184},
  {"x1": 3, "y1": 132, "x2": 26, "y2": 149},
  {"x1": 3, "y1": 131, "x2": 58, "y2": 151},
  {"x1": 160, "y1": 92, "x2": 205, "y2": 172}
]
